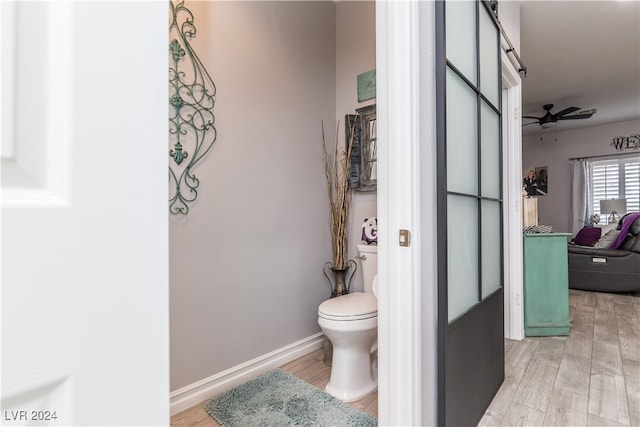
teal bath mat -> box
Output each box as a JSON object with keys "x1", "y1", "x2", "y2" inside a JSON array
[{"x1": 205, "y1": 368, "x2": 377, "y2": 426}]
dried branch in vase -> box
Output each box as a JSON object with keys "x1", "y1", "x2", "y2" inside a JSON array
[{"x1": 322, "y1": 116, "x2": 358, "y2": 270}]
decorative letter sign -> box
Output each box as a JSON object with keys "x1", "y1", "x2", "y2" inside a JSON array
[{"x1": 610, "y1": 134, "x2": 640, "y2": 152}]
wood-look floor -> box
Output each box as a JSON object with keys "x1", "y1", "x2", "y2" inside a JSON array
[
  {"x1": 172, "y1": 289, "x2": 639, "y2": 427},
  {"x1": 481, "y1": 289, "x2": 640, "y2": 427},
  {"x1": 170, "y1": 349, "x2": 377, "y2": 427}
]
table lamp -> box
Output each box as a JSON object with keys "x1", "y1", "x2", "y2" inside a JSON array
[{"x1": 600, "y1": 198, "x2": 627, "y2": 224}]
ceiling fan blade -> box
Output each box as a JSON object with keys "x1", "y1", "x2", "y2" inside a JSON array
[
  {"x1": 522, "y1": 122, "x2": 539, "y2": 126},
  {"x1": 522, "y1": 116, "x2": 542, "y2": 120},
  {"x1": 558, "y1": 113, "x2": 594, "y2": 120},
  {"x1": 554, "y1": 106, "x2": 581, "y2": 117}
]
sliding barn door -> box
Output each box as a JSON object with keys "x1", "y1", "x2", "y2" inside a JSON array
[{"x1": 436, "y1": 1, "x2": 504, "y2": 425}]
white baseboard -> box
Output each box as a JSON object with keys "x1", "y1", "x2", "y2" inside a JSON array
[{"x1": 170, "y1": 332, "x2": 325, "y2": 416}]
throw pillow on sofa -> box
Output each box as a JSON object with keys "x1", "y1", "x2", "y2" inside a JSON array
[
  {"x1": 599, "y1": 222, "x2": 619, "y2": 236},
  {"x1": 572, "y1": 226, "x2": 601, "y2": 246},
  {"x1": 594, "y1": 229, "x2": 621, "y2": 248}
]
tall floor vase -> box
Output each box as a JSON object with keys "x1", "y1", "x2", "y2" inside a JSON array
[{"x1": 322, "y1": 260, "x2": 357, "y2": 365}]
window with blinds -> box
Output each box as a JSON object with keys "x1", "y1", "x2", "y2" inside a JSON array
[{"x1": 591, "y1": 157, "x2": 640, "y2": 217}]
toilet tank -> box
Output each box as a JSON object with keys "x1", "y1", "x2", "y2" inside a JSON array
[{"x1": 357, "y1": 243, "x2": 378, "y2": 295}]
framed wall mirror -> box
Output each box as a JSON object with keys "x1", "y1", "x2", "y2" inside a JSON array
[{"x1": 347, "y1": 104, "x2": 377, "y2": 191}]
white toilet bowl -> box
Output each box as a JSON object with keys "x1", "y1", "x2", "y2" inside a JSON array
[{"x1": 318, "y1": 292, "x2": 378, "y2": 402}]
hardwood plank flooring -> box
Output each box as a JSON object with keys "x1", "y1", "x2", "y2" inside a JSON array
[
  {"x1": 480, "y1": 289, "x2": 640, "y2": 427},
  {"x1": 172, "y1": 289, "x2": 638, "y2": 426},
  {"x1": 171, "y1": 350, "x2": 377, "y2": 427}
]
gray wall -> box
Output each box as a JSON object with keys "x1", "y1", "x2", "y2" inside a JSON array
[
  {"x1": 522, "y1": 119, "x2": 640, "y2": 233},
  {"x1": 170, "y1": 1, "x2": 377, "y2": 392},
  {"x1": 499, "y1": 1, "x2": 521, "y2": 53},
  {"x1": 336, "y1": 1, "x2": 377, "y2": 293},
  {"x1": 170, "y1": 1, "x2": 336, "y2": 390}
]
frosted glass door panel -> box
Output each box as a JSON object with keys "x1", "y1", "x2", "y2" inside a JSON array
[
  {"x1": 445, "y1": 0, "x2": 477, "y2": 84},
  {"x1": 447, "y1": 69, "x2": 478, "y2": 195},
  {"x1": 481, "y1": 101, "x2": 500, "y2": 198},
  {"x1": 479, "y1": 7, "x2": 499, "y2": 107},
  {"x1": 481, "y1": 200, "x2": 502, "y2": 298},
  {"x1": 448, "y1": 195, "x2": 479, "y2": 321}
]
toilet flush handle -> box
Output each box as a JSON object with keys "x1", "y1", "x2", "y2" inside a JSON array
[{"x1": 355, "y1": 254, "x2": 367, "y2": 261}]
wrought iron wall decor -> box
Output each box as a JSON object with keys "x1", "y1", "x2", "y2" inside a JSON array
[{"x1": 169, "y1": 1, "x2": 217, "y2": 214}]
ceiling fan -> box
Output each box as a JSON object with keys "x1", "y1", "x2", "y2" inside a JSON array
[{"x1": 523, "y1": 104, "x2": 596, "y2": 128}]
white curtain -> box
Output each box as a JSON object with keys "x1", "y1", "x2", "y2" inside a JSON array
[{"x1": 569, "y1": 159, "x2": 591, "y2": 235}]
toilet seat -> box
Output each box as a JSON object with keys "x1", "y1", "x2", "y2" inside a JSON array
[{"x1": 318, "y1": 293, "x2": 377, "y2": 321}]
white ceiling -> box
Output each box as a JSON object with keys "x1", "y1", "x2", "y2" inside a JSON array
[{"x1": 519, "y1": 1, "x2": 640, "y2": 135}]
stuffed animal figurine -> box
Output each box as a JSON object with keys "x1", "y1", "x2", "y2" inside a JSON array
[{"x1": 361, "y1": 217, "x2": 378, "y2": 244}]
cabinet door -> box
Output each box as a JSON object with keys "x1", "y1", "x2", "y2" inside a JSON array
[{"x1": 524, "y1": 235, "x2": 570, "y2": 336}]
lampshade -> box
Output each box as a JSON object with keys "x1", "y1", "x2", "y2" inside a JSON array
[{"x1": 600, "y1": 198, "x2": 627, "y2": 215}]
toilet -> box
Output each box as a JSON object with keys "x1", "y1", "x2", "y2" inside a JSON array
[{"x1": 318, "y1": 243, "x2": 378, "y2": 402}]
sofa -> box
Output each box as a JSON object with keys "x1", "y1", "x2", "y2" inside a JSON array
[{"x1": 568, "y1": 214, "x2": 640, "y2": 293}]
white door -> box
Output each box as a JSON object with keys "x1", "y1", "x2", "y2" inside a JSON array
[{"x1": 1, "y1": 2, "x2": 169, "y2": 426}]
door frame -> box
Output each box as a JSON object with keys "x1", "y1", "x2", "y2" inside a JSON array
[
  {"x1": 376, "y1": 1, "x2": 437, "y2": 425},
  {"x1": 501, "y1": 50, "x2": 525, "y2": 341}
]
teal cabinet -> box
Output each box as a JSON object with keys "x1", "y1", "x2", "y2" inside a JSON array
[{"x1": 523, "y1": 233, "x2": 572, "y2": 336}]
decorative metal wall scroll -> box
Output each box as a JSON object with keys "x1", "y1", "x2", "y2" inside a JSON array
[
  {"x1": 611, "y1": 134, "x2": 640, "y2": 152},
  {"x1": 169, "y1": 1, "x2": 217, "y2": 214}
]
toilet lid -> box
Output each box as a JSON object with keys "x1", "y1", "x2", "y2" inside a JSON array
[{"x1": 318, "y1": 292, "x2": 377, "y2": 321}]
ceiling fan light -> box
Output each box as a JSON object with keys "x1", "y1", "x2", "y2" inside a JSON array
[{"x1": 541, "y1": 121, "x2": 557, "y2": 129}]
